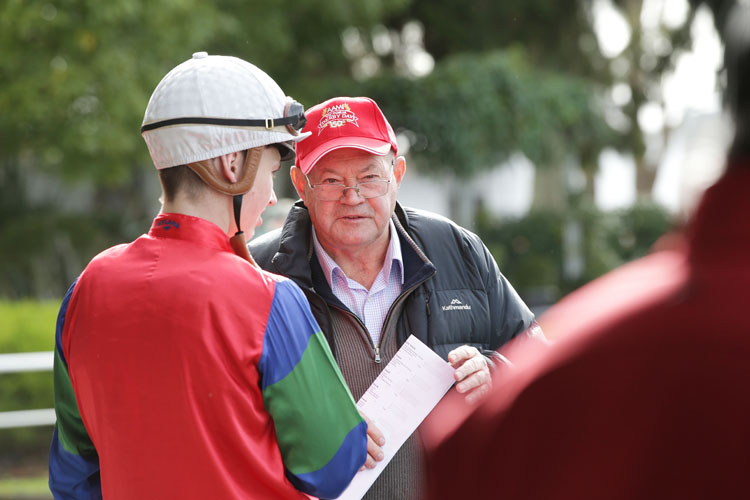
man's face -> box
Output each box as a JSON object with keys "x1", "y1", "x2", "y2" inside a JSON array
[
  {"x1": 240, "y1": 146, "x2": 280, "y2": 241},
  {"x1": 293, "y1": 148, "x2": 405, "y2": 255}
]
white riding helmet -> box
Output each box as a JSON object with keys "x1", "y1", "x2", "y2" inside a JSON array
[{"x1": 141, "y1": 52, "x2": 310, "y2": 170}]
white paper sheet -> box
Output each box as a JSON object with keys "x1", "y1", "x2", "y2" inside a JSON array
[{"x1": 335, "y1": 335, "x2": 456, "y2": 500}]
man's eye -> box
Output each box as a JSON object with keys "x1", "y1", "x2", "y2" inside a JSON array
[
  {"x1": 361, "y1": 175, "x2": 379, "y2": 181},
  {"x1": 321, "y1": 178, "x2": 341, "y2": 185}
]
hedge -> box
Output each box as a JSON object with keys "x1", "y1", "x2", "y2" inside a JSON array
[{"x1": 0, "y1": 300, "x2": 59, "y2": 457}]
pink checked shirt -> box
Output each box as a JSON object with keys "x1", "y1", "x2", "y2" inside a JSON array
[{"x1": 313, "y1": 221, "x2": 404, "y2": 347}]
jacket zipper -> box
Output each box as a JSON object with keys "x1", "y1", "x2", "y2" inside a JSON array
[
  {"x1": 331, "y1": 305, "x2": 382, "y2": 364},
  {"x1": 332, "y1": 280, "x2": 422, "y2": 365}
]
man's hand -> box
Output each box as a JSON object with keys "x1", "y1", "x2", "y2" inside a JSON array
[
  {"x1": 360, "y1": 412, "x2": 385, "y2": 470},
  {"x1": 448, "y1": 345, "x2": 492, "y2": 405}
]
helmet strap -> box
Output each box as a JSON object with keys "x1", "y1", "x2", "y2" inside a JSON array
[{"x1": 228, "y1": 194, "x2": 258, "y2": 266}]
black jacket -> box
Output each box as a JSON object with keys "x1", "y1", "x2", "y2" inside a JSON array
[{"x1": 250, "y1": 201, "x2": 535, "y2": 361}]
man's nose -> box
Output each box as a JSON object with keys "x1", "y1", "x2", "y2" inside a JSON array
[{"x1": 339, "y1": 185, "x2": 364, "y2": 203}]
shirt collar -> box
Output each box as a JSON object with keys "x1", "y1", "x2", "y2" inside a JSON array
[
  {"x1": 148, "y1": 213, "x2": 233, "y2": 253},
  {"x1": 312, "y1": 220, "x2": 404, "y2": 289}
]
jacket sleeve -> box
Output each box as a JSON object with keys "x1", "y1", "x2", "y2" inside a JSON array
[
  {"x1": 49, "y1": 280, "x2": 102, "y2": 500},
  {"x1": 257, "y1": 278, "x2": 367, "y2": 499},
  {"x1": 472, "y1": 235, "x2": 539, "y2": 354}
]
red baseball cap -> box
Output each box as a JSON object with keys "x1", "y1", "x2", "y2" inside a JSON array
[{"x1": 295, "y1": 97, "x2": 398, "y2": 174}]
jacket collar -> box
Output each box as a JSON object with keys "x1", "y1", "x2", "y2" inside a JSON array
[{"x1": 148, "y1": 213, "x2": 233, "y2": 253}]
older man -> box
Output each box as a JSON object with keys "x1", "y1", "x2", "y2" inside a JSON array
[{"x1": 250, "y1": 96, "x2": 540, "y2": 499}]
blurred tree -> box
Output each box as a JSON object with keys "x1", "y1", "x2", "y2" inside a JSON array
[
  {"x1": 388, "y1": 0, "x2": 608, "y2": 78},
  {"x1": 360, "y1": 0, "x2": 725, "y2": 200},
  {"x1": 706, "y1": 0, "x2": 737, "y2": 27},
  {"x1": 605, "y1": 0, "x2": 698, "y2": 196},
  {"x1": 0, "y1": 0, "x2": 411, "y2": 186},
  {"x1": 3, "y1": 0, "x2": 725, "y2": 298},
  {"x1": 331, "y1": 2, "x2": 616, "y2": 230},
  {"x1": 0, "y1": 0, "x2": 409, "y2": 298},
  {"x1": 476, "y1": 199, "x2": 672, "y2": 306},
  {"x1": 354, "y1": 49, "x2": 613, "y2": 178}
]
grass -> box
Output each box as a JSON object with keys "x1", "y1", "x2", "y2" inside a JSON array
[
  {"x1": 0, "y1": 300, "x2": 59, "y2": 353},
  {"x1": 0, "y1": 475, "x2": 51, "y2": 499},
  {"x1": 0, "y1": 300, "x2": 58, "y2": 499}
]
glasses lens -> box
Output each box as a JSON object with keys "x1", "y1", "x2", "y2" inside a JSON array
[
  {"x1": 358, "y1": 180, "x2": 389, "y2": 198},
  {"x1": 314, "y1": 180, "x2": 389, "y2": 201}
]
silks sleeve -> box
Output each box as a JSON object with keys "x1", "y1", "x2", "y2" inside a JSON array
[
  {"x1": 48, "y1": 280, "x2": 102, "y2": 500},
  {"x1": 258, "y1": 278, "x2": 367, "y2": 499}
]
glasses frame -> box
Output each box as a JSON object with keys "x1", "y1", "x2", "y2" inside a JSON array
[{"x1": 305, "y1": 159, "x2": 395, "y2": 201}]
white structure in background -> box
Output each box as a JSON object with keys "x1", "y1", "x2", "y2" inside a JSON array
[
  {"x1": 653, "y1": 111, "x2": 732, "y2": 220},
  {"x1": 595, "y1": 149, "x2": 637, "y2": 211},
  {"x1": 397, "y1": 153, "x2": 534, "y2": 218},
  {"x1": 399, "y1": 108, "x2": 731, "y2": 221}
]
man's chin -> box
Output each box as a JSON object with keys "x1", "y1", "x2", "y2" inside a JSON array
[{"x1": 331, "y1": 232, "x2": 381, "y2": 250}]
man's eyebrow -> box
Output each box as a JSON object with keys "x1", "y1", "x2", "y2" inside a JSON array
[
  {"x1": 310, "y1": 166, "x2": 341, "y2": 178},
  {"x1": 314, "y1": 163, "x2": 384, "y2": 176},
  {"x1": 359, "y1": 160, "x2": 390, "y2": 174}
]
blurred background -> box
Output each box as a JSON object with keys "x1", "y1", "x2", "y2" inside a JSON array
[{"x1": 0, "y1": 0, "x2": 739, "y2": 497}]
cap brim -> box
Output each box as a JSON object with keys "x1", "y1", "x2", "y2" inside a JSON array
[{"x1": 298, "y1": 136, "x2": 392, "y2": 174}]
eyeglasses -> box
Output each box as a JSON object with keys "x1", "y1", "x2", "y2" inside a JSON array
[
  {"x1": 305, "y1": 162, "x2": 394, "y2": 201},
  {"x1": 140, "y1": 97, "x2": 307, "y2": 135}
]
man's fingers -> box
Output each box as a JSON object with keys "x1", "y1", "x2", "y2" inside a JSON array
[
  {"x1": 360, "y1": 411, "x2": 385, "y2": 469},
  {"x1": 364, "y1": 414, "x2": 385, "y2": 447},
  {"x1": 364, "y1": 433, "x2": 385, "y2": 469},
  {"x1": 453, "y1": 353, "x2": 487, "y2": 382},
  {"x1": 465, "y1": 381, "x2": 492, "y2": 405},
  {"x1": 448, "y1": 344, "x2": 494, "y2": 404},
  {"x1": 455, "y1": 366, "x2": 491, "y2": 394},
  {"x1": 448, "y1": 345, "x2": 479, "y2": 367},
  {"x1": 367, "y1": 432, "x2": 384, "y2": 457},
  {"x1": 450, "y1": 347, "x2": 493, "y2": 405}
]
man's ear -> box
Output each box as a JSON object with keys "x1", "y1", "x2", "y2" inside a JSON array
[
  {"x1": 394, "y1": 156, "x2": 406, "y2": 187},
  {"x1": 290, "y1": 166, "x2": 307, "y2": 200},
  {"x1": 217, "y1": 151, "x2": 245, "y2": 184}
]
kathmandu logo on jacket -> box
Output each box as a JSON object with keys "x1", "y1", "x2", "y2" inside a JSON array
[
  {"x1": 442, "y1": 298, "x2": 472, "y2": 311},
  {"x1": 156, "y1": 219, "x2": 180, "y2": 231}
]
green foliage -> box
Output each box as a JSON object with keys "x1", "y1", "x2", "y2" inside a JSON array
[
  {"x1": 395, "y1": 0, "x2": 606, "y2": 77},
  {"x1": 0, "y1": 300, "x2": 57, "y2": 414},
  {"x1": 0, "y1": 0, "x2": 414, "y2": 299},
  {"x1": 606, "y1": 200, "x2": 674, "y2": 262},
  {"x1": 0, "y1": 300, "x2": 58, "y2": 352},
  {"x1": 0, "y1": 300, "x2": 58, "y2": 456},
  {"x1": 477, "y1": 202, "x2": 675, "y2": 305},
  {"x1": 351, "y1": 49, "x2": 615, "y2": 178},
  {"x1": 0, "y1": 475, "x2": 51, "y2": 497},
  {"x1": 3, "y1": 0, "x2": 412, "y2": 181}
]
